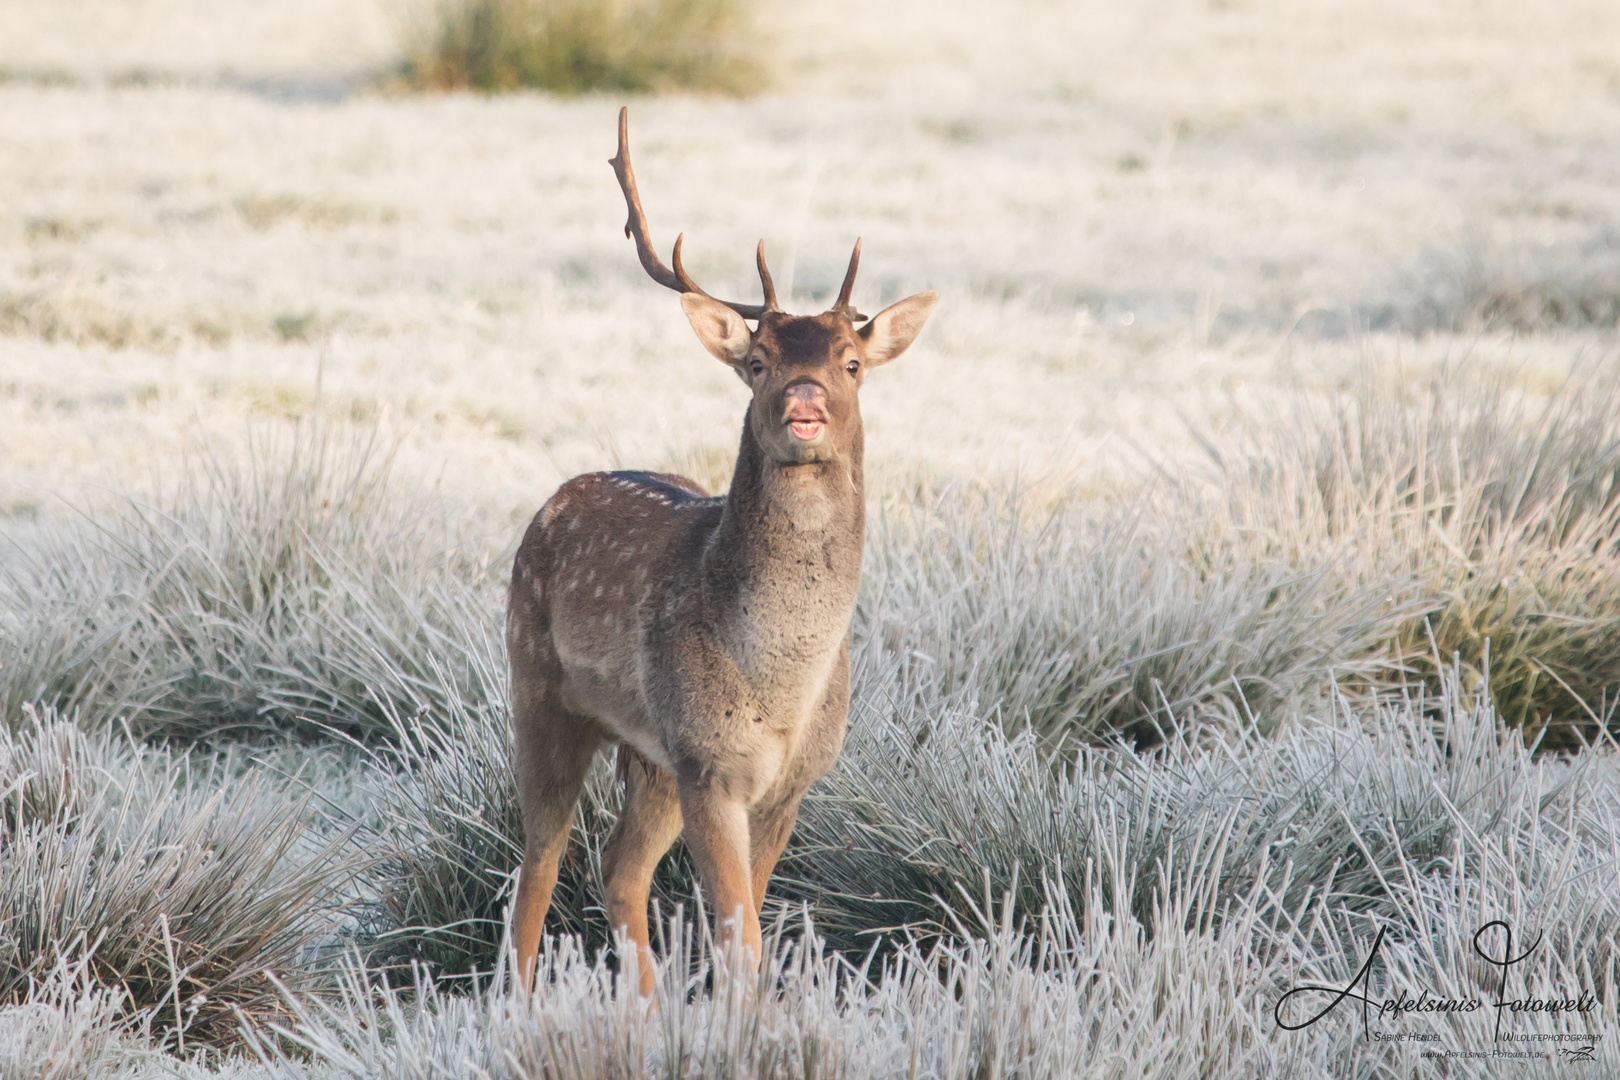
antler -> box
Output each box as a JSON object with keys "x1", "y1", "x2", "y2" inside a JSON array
[
  {"x1": 828, "y1": 238, "x2": 866, "y2": 322},
  {"x1": 755, "y1": 241, "x2": 779, "y2": 311},
  {"x1": 610, "y1": 107, "x2": 777, "y2": 321}
]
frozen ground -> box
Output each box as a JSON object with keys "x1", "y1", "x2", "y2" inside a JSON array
[{"x1": 2, "y1": 0, "x2": 1617, "y2": 524}]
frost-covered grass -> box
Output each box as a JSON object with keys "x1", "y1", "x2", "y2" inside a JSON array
[
  {"x1": 2, "y1": 368, "x2": 1618, "y2": 1080},
  {"x1": 11, "y1": 366, "x2": 1619, "y2": 754},
  {"x1": 4, "y1": 0, "x2": 1620, "y2": 1074},
  {"x1": 14, "y1": 659, "x2": 1616, "y2": 1078},
  {"x1": 247, "y1": 677, "x2": 1620, "y2": 1079},
  {"x1": 10, "y1": 709, "x2": 1620, "y2": 1080},
  {"x1": 5, "y1": 368, "x2": 1620, "y2": 984},
  {"x1": 0, "y1": 710, "x2": 360, "y2": 1049},
  {"x1": 0, "y1": 424, "x2": 500, "y2": 743},
  {"x1": 2, "y1": 388, "x2": 1619, "y2": 1074}
]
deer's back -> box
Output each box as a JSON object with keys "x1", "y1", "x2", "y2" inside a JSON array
[{"x1": 507, "y1": 470, "x2": 721, "y2": 766}]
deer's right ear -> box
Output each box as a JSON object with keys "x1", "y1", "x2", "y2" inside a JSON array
[{"x1": 681, "y1": 294, "x2": 753, "y2": 364}]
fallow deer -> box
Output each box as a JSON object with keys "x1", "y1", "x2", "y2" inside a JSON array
[{"x1": 506, "y1": 108, "x2": 937, "y2": 995}]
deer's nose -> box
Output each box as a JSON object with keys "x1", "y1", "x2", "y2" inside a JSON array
[{"x1": 782, "y1": 381, "x2": 828, "y2": 420}]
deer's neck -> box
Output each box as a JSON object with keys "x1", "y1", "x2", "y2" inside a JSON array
[{"x1": 704, "y1": 420, "x2": 865, "y2": 684}]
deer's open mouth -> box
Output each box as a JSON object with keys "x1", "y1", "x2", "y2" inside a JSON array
[{"x1": 784, "y1": 397, "x2": 828, "y2": 442}]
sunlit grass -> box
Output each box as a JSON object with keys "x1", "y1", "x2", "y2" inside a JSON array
[{"x1": 399, "y1": 0, "x2": 765, "y2": 93}]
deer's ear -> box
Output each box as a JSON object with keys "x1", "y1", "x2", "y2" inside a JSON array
[
  {"x1": 857, "y1": 291, "x2": 938, "y2": 365},
  {"x1": 681, "y1": 294, "x2": 753, "y2": 364}
]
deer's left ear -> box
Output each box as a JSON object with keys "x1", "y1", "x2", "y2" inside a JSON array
[{"x1": 857, "y1": 291, "x2": 938, "y2": 365}]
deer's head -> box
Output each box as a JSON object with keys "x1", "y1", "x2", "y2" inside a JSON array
[{"x1": 611, "y1": 109, "x2": 937, "y2": 467}]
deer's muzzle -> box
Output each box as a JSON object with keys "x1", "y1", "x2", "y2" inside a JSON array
[{"x1": 781, "y1": 382, "x2": 828, "y2": 442}]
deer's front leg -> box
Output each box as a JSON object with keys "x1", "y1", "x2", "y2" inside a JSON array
[{"x1": 677, "y1": 782, "x2": 761, "y2": 968}]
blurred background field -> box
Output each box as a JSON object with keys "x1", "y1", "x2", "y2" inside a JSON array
[
  {"x1": 3, "y1": 0, "x2": 1618, "y2": 521},
  {"x1": 3, "y1": 1, "x2": 1620, "y2": 1077}
]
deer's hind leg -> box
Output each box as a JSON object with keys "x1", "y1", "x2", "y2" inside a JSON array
[
  {"x1": 509, "y1": 669, "x2": 601, "y2": 994},
  {"x1": 601, "y1": 747, "x2": 683, "y2": 996},
  {"x1": 748, "y1": 793, "x2": 805, "y2": 917}
]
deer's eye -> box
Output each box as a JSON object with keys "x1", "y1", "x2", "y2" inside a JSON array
[
  {"x1": 845, "y1": 359, "x2": 860, "y2": 376},
  {"x1": 750, "y1": 357, "x2": 764, "y2": 376}
]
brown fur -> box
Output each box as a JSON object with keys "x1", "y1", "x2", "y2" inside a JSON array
[{"x1": 507, "y1": 113, "x2": 937, "y2": 996}]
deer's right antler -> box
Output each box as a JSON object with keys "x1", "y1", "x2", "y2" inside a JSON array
[{"x1": 610, "y1": 108, "x2": 776, "y2": 321}]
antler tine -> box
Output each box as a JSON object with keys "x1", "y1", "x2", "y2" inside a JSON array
[
  {"x1": 830, "y1": 237, "x2": 867, "y2": 322},
  {"x1": 756, "y1": 241, "x2": 781, "y2": 312},
  {"x1": 670, "y1": 234, "x2": 706, "y2": 295},
  {"x1": 609, "y1": 107, "x2": 768, "y2": 320}
]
